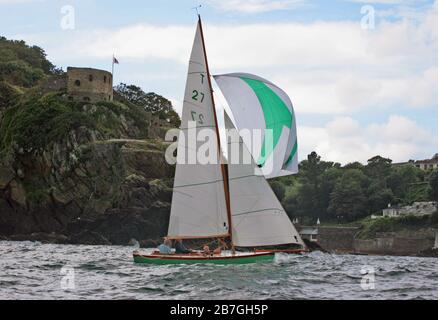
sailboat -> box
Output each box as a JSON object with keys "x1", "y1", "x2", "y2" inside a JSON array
[{"x1": 133, "y1": 16, "x2": 306, "y2": 265}]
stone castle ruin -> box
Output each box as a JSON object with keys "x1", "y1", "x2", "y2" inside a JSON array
[
  {"x1": 67, "y1": 67, "x2": 113, "y2": 103},
  {"x1": 40, "y1": 66, "x2": 173, "y2": 139},
  {"x1": 42, "y1": 67, "x2": 114, "y2": 103}
]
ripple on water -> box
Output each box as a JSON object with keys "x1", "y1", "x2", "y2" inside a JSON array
[{"x1": 1, "y1": 241, "x2": 438, "y2": 300}]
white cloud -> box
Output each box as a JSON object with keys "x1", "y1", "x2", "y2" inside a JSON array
[
  {"x1": 30, "y1": 0, "x2": 434, "y2": 115},
  {"x1": 9, "y1": 0, "x2": 436, "y2": 163},
  {"x1": 205, "y1": 0, "x2": 306, "y2": 13},
  {"x1": 299, "y1": 115, "x2": 438, "y2": 164}
]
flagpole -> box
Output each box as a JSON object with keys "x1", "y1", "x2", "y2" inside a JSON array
[{"x1": 111, "y1": 54, "x2": 115, "y2": 101}]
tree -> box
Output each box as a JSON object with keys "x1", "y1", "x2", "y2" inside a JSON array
[
  {"x1": 319, "y1": 167, "x2": 343, "y2": 219},
  {"x1": 115, "y1": 83, "x2": 180, "y2": 127},
  {"x1": 270, "y1": 181, "x2": 286, "y2": 202},
  {"x1": 114, "y1": 83, "x2": 148, "y2": 106},
  {"x1": 429, "y1": 171, "x2": 438, "y2": 201},
  {"x1": 366, "y1": 181, "x2": 394, "y2": 215},
  {"x1": 295, "y1": 152, "x2": 339, "y2": 219},
  {"x1": 387, "y1": 165, "x2": 423, "y2": 203},
  {"x1": 343, "y1": 162, "x2": 364, "y2": 170},
  {"x1": 328, "y1": 169, "x2": 368, "y2": 221},
  {"x1": 366, "y1": 155, "x2": 392, "y2": 180}
]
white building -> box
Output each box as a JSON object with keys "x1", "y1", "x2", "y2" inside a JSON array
[
  {"x1": 299, "y1": 227, "x2": 319, "y2": 242},
  {"x1": 382, "y1": 202, "x2": 437, "y2": 218}
]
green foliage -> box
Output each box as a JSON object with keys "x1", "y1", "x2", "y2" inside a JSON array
[
  {"x1": 270, "y1": 181, "x2": 286, "y2": 202},
  {"x1": 429, "y1": 171, "x2": 438, "y2": 201},
  {"x1": 293, "y1": 152, "x2": 341, "y2": 219},
  {"x1": 0, "y1": 37, "x2": 61, "y2": 88},
  {"x1": 365, "y1": 155, "x2": 392, "y2": 179},
  {"x1": 357, "y1": 215, "x2": 432, "y2": 239},
  {"x1": 0, "y1": 60, "x2": 45, "y2": 87},
  {"x1": 95, "y1": 100, "x2": 150, "y2": 138},
  {"x1": 0, "y1": 93, "x2": 94, "y2": 153},
  {"x1": 276, "y1": 152, "x2": 436, "y2": 224},
  {"x1": 0, "y1": 93, "x2": 154, "y2": 155},
  {"x1": 115, "y1": 83, "x2": 181, "y2": 127},
  {"x1": 0, "y1": 81, "x2": 22, "y2": 110},
  {"x1": 328, "y1": 169, "x2": 368, "y2": 221},
  {"x1": 23, "y1": 181, "x2": 50, "y2": 205},
  {"x1": 387, "y1": 165, "x2": 424, "y2": 202}
]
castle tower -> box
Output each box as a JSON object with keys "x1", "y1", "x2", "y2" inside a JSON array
[{"x1": 67, "y1": 67, "x2": 113, "y2": 103}]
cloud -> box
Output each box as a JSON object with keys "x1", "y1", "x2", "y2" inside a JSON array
[
  {"x1": 299, "y1": 115, "x2": 438, "y2": 164},
  {"x1": 8, "y1": 0, "x2": 436, "y2": 163},
  {"x1": 205, "y1": 0, "x2": 306, "y2": 13},
  {"x1": 29, "y1": 0, "x2": 433, "y2": 116}
]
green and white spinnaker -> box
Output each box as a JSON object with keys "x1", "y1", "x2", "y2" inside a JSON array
[{"x1": 214, "y1": 73, "x2": 298, "y2": 179}]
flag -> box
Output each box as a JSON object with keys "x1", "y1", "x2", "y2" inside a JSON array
[{"x1": 113, "y1": 56, "x2": 119, "y2": 64}]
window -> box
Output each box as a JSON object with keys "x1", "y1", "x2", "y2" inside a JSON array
[
  {"x1": 104, "y1": 76, "x2": 107, "y2": 83},
  {"x1": 89, "y1": 75, "x2": 93, "y2": 82},
  {"x1": 75, "y1": 80, "x2": 81, "y2": 87},
  {"x1": 83, "y1": 97, "x2": 90, "y2": 102}
]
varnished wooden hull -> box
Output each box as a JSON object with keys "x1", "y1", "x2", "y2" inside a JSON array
[{"x1": 133, "y1": 251, "x2": 275, "y2": 265}]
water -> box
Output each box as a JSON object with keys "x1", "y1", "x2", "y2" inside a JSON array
[{"x1": 1, "y1": 241, "x2": 437, "y2": 300}]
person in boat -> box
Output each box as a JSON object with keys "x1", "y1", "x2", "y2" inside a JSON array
[
  {"x1": 175, "y1": 240, "x2": 192, "y2": 254},
  {"x1": 202, "y1": 245, "x2": 212, "y2": 257},
  {"x1": 158, "y1": 238, "x2": 173, "y2": 255},
  {"x1": 213, "y1": 239, "x2": 227, "y2": 255}
]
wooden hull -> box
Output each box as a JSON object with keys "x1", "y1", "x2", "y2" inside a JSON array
[{"x1": 133, "y1": 251, "x2": 275, "y2": 265}]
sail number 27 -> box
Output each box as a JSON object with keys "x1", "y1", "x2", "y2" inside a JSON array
[
  {"x1": 190, "y1": 74, "x2": 206, "y2": 125},
  {"x1": 192, "y1": 90, "x2": 205, "y2": 103},
  {"x1": 191, "y1": 111, "x2": 205, "y2": 125},
  {"x1": 192, "y1": 74, "x2": 206, "y2": 103}
]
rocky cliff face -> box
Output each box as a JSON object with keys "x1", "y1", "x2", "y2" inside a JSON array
[{"x1": 0, "y1": 92, "x2": 176, "y2": 246}]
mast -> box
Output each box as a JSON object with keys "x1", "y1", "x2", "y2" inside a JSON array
[{"x1": 197, "y1": 15, "x2": 235, "y2": 253}]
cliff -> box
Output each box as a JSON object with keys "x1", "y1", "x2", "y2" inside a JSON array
[
  {"x1": 0, "y1": 92, "x2": 176, "y2": 246},
  {"x1": 0, "y1": 37, "x2": 178, "y2": 246}
]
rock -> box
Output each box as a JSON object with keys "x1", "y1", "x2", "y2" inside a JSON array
[
  {"x1": 16, "y1": 168, "x2": 25, "y2": 179},
  {"x1": 9, "y1": 232, "x2": 69, "y2": 244},
  {"x1": 69, "y1": 231, "x2": 112, "y2": 246},
  {"x1": 0, "y1": 92, "x2": 178, "y2": 245},
  {"x1": 9, "y1": 180, "x2": 26, "y2": 206},
  {"x1": 0, "y1": 167, "x2": 15, "y2": 189},
  {"x1": 140, "y1": 239, "x2": 161, "y2": 248},
  {"x1": 416, "y1": 248, "x2": 438, "y2": 258}
]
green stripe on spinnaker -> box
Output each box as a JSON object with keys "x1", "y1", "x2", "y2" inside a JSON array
[
  {"x1": 240, "y1": 77, "x2": 295, "y2": 167},
  {"x1": 285, "y1": 140, "x2": 298, "y2": 166}
]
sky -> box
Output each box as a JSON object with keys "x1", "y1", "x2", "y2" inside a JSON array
[{"x1": 1, "y1": 0, "x2": 437, "y2": 164}]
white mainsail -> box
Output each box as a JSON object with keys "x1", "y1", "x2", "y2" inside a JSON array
[
  {"x1": 214, "y1": 73, "x2": 299, "y2": 179},
  {"x1": 225, "y1": 113, "x2": 304, "y2": 248},
  {"x1": 167, "y1": 21, "x2": 229, "y2": 239}
]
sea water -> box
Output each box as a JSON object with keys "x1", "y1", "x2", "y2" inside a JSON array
[{"x1": 0, "y1": 241, "x2": 437, "y2": 300}]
